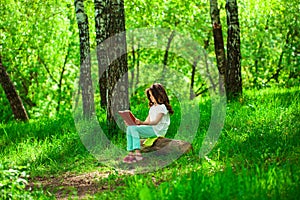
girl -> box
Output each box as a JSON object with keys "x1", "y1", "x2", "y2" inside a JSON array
[{"x1": 123, "y1": 83, "x2": 174, "y2": 163}]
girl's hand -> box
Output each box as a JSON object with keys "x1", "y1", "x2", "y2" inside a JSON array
[
  {"x1": 135, "y1": 119, "x2": 143, "y2": 125},
  {"x1": 124, "y1": 120, "x2": 129, "y2": 126}
]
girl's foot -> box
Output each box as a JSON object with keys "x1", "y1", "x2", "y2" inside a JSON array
[
  {"x1": 135, "y1": 152, "x2": 143, "y2": 161},
  {"x1": 123, "y1": 154, "x2": 136, "y2": 164}
]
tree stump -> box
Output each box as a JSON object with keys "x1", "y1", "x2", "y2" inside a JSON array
[
  {"x1": 140, "y1": 137, "x2": 192, "y2": 155},
  {"x1": 117, "y1": 138, "x2": 192, "y2": 173}
]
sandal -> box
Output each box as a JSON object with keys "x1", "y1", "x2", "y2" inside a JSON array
[
  {"x1": 123, "y1": 154, "x2": 136, "y2": 164},
  {"x1": 135, "y1": 153, "x2": 143, "y2": 161}
]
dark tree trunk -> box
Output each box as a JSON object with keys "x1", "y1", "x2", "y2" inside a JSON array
[
  {"x1": 56, "y1": 43, "x2": 70, "y2": 113},
  {"x1": 161, "y1": 30, "x2": 176, "y2": 83},
  {"x1": 94, "y1": 0, "x2": 109, "y2": 108},
  {"x1": 266, "y1": 29, "x2": 292, "y2": 84},
  {"x1": 190, "y1": 38, "x2": 210, "y2": 99},
  {"x1": 75, "y1": 0, "x2": 95, "y2": 118},
  {"x1": 0, "y1": 57, "x2": 29, "y2": 121},
  {"x1": 226, "y1": 0, "x2": 242, "y2": 99},
  {"x1": 106, "y1": 0, "x2": 129, "y2": 133},
  {"x1": 190, "y1": 58, "x2": 197, "y2": 100},
  {"x1": 210, "y1": 0, "x2": 227, "y2": 94}
]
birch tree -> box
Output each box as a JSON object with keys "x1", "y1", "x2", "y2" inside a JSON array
[
  {"x1": 226, "y1": 0, "x2": 242, "y2": 99},
  {"x1": 75, "y1": 0, "x2": 95, "y2": 118},
  {"x1": 94, "y1": 0, "x2": 109, "y2": 108},
  {"x1": 106, "y1": 0, "x2": 129, "y2": 131}
]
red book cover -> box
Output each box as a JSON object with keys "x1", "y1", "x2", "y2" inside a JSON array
[{"x1": 118, "y1": 110, "x2": 137, "y2": 125}]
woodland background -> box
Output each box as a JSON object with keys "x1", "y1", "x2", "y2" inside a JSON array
[
  {"x1": 1, "y1": 0, "x2": 299, "y2": 123},
  {"x1": 0, "y1": 0, "x2": 299, "y2": 199}
]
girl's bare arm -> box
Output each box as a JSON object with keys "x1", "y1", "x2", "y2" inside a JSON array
[{"x1": 138, "y1": 113, "x2": 163, "y2": 125}]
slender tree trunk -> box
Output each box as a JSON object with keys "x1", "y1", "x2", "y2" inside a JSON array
[
  {"x1": 135, "y1": 42, "x2": 140, "y2": 90},
  {"x1": 94, "y1": 0, "x2": 109, "y2": 108},
  {"x1": 288, "y1": 29, "x2": 299, "y2": 80},
  {"x1": 161, "y1": 30, "x2": 176, "y2": 84},
  {"x1": 19, "y1": 72, "x2": 36, "y2": 108},
  {"x1": 205, "y1": 51, "x2": 217, "y2": 92},
  {"x1": 106, "y1": 0, "x2": 129, "y2": 133},
  {"x1": 190, "y1": 58, "x2": 197, "y2": 100},
  {"x1": 253, "y1": 19, "x2": 269, "y2": 87},
  {"x1": 0, "y1": 56, "x2": 29, "y2": 121},
  {"x1": 75, "y1": 0, "x2": 95, "y2": 118},
  {"x1": 266, "y1": 29, "x2": 292, "y2": 84},
  {"x1": 226, "y1": 0, "x2": 242, "y2": 99},
  {"x1": 190, "y1": 38, "x2": 210, "y2": 99},
  {"x1": 253, "y1": 40, "x2": 263, "y2": 87},
  {"x1": 129, "y1": 34, "x2": 135, "y2": 93},
  {"x1": 56, "y1": 42, "x2": 70, "y2": 113},
  {"x1": 210, "y1": 0, "x2": 227, "y2": 95}
]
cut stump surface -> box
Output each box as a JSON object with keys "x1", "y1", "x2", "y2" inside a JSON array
[{"x1": 140, "y1": 137, "x2": 192, "y2": 155}]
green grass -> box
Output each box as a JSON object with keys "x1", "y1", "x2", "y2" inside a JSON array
[{"x1": 0, "y1": 86, "x2": 299, "y2": 199}]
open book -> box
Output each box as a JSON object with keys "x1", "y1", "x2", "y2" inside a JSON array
[{"x1": 118, "y1": 110, "x2": 137, "y2": 125}]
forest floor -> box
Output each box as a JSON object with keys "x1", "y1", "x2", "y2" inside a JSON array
[
  {"x1": 28, "y1": 169, "x2": 124, "y2": 199},
  {"x1": 3, "y1": 87, "x2": 299, "y2": 199}
]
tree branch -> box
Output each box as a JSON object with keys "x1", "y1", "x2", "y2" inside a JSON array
[{"x1": 37, "y1": 55, "x2": 58, "y2": 84}]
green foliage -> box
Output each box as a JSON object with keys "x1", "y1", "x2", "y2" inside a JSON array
[
  {"x1": 0, "y1": 163, "x2": 28, "y2": 199},
  {"x1": 1, "y1": 0, "x2": 299, "y2": 123},
  {"x1": 0, "y1": 0, "x2": 79, "y2": 122},
  {"x1": 0, "y1": 96, "x2": 14, "y2": 122},
  {"x1": 0, "y1": 162, "x2": 46, "y2": 200},
  {"x1": 239, "y1": 0, "x2": 300, "y2": 88}
]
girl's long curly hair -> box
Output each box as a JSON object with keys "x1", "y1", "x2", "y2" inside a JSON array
[{"x1": 146, "y1": 83, "x2": 174, "y2": 115}]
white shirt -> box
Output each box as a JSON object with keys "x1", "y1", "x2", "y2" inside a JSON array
[{"x1": 149, "y1": 104, "x2": 170, "y2": 136}]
